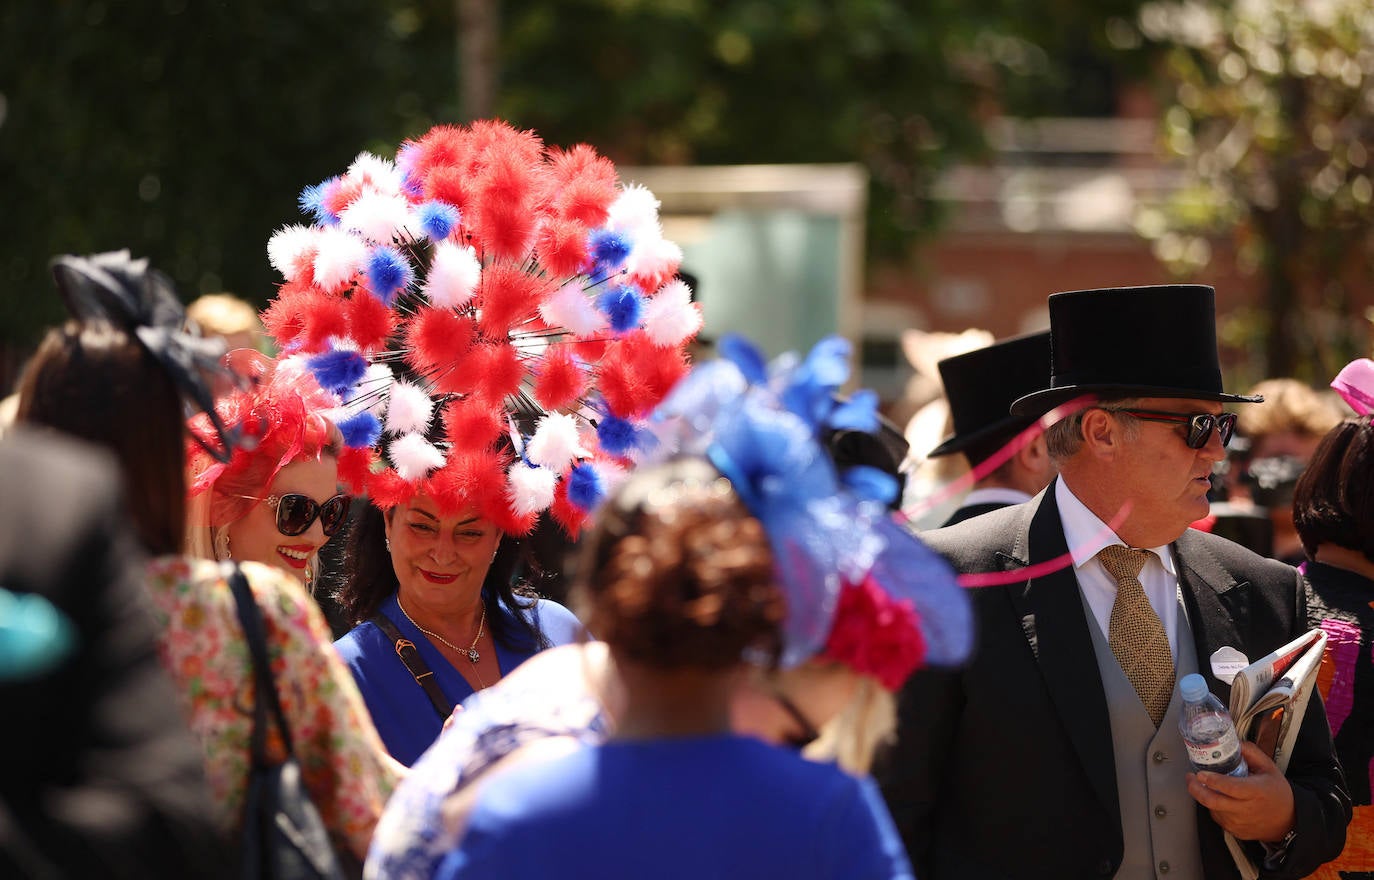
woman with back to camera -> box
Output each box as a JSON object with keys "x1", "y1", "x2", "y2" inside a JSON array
[
  {"x1": 1292, "y1": 409, "x2": 1374, "y2": 878},
  {"x1": 15, "y1": 251, "x2": 402, "y2": 869},
  {"x1": 365, "y1": 334, "x2": 969, "y2": 879},
  {"x1": 368, "y1": 332, "x2": 967, "y2": 874}
]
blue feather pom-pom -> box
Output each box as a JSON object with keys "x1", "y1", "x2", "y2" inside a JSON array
[
  {"x1": 598, "y1": 285, "x2": 643, "y2": 334},
  {"x1": 417, "y1": 201, "x2": 460, "y2": 241},
  {"x1": 299, "y1": 177, "x2": 340, "y2": 225},
  {"x1": 308, "y1": 349, "x2": 369, "y2": 395},
  {"x1": 589, "y1": 229, "x2": 633, "y2": 272},
  {"x1": 596, "y1": 414, "x2": 640, "y2": 455},
  {"x1": 365, "y1": 247, "x2": 414, "y2": 305},
  {"x1": 337, "y1": 411, "x2": 382, "y2": 449},
  {"x1": 567, "y1": 462, "x2": 606, "y2": 511}
]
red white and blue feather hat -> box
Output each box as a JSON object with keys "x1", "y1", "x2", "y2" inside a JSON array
[{"x1": 262, "y1": 120, "x2": 701, "y2": 536}]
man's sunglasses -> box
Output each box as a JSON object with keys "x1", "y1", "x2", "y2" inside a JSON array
[
  {"x1": 1105, "y1": 408, "x2": 1238, "y2": 449},
  {"x1": 267, "y1": 493, "x2": 350, "y2": 537},
  {"x1": 772, "y1": 690, "x2": 822, "y2": 751}
]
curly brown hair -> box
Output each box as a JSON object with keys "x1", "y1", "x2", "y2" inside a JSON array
[{"x1": 575, "y1": 457, "x2": 785, "y2": 670}]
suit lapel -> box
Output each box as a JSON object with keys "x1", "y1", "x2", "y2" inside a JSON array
[
  {"x1": 1002, "y1": 485, "x2": 1120, "y2": 823},
  {"x1": 1173, "y1": 530, "x2": 1249, "y2": 706}
]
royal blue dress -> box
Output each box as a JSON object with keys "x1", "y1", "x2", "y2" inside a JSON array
[
  {"x1": 334, "y1": 592, "x2": 582, "y2": 766},
  {"x1": 434, "y1": 733, "x2": 914, "y2": 880}
]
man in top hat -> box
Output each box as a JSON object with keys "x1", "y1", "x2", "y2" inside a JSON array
[
  {"x1": 927, "y1": 331, "x2": 1057, "y2": 527},
  {"x1": 876, "y1": 285, "x2": 1349, "y2": 879}
]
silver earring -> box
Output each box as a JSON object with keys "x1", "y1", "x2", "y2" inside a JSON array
[
  {"x1": 215, "y1": 529, "x2": 231, "y2": 560},
  {"x1": 385, "y1": 537, "x2": 391, "y2": 551}
]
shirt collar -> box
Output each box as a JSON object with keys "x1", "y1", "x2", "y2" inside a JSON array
[{"x1": 1055, "y1": 478, "x2": 1176, "y2": 576}]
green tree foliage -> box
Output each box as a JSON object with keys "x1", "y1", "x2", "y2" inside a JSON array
[
  {"x1": 1, "y1": 0, "x2": 1147, "y2": 363},
  {"x1": 1135, "y1": 0, "x2": 1374, "y2": 379}
]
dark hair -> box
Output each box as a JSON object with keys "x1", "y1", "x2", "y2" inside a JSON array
[
  {"x1": 1292, "y1": 416, "x2": 1374, "y2": 562},
  {"x1": 337, "y1": 502, "x2": 549, "y2": 652},
  {"x1": 573, "y1": 456, "x2": 784, "y2": 670},
  {"x1": 16, "y1": 321, "x2": 185, "y2": 556}
]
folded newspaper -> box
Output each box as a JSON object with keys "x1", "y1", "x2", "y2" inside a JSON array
[{"x1": 1220, "y1": 628, "x2": 1328, "y2": 880}]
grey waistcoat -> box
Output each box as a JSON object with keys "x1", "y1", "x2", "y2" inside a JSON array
[{"x1": 1081, "y1": 587, "x2": 1204, "y2": 880}]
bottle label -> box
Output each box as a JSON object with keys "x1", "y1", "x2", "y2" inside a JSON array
[{"x1": 1184, "y1": 728, "x2": 1241, "y2": 768}]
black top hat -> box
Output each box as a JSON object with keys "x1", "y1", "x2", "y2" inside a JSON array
[
  {"x1": 928, "y1": 331, "x2": 1052, "y2": 459},
  {"x1": 1009, "y1": 284, "x2": 1262, "y2": 417}
]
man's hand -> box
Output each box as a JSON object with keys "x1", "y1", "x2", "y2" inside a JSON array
[{"x1": 1186, "y1": 742, "x2": 1296, "y2": 842}]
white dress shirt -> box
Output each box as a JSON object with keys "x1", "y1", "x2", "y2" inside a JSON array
[
  {"x1": 959, "y1": 487, "x2": 1033, "y2": 509},
  {"x1": 1055, "y1": 478, "x2": 1183, "y2": 658}
]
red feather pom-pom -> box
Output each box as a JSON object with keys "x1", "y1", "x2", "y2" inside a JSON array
[
  {"x1": 598, "y1": 332, "x2": 689, "y2": 419},
  {"x1": 336, "y1": 446, "x2": 376, "y2": 495},
  {"x1": 260, "y1": 283, "x2": 310, "y2": 351},
  {"x1": 533, "y1": 345, "x2": 587, "y2": 411},
  {"x1": 426, "y1": 449, "x2": 510, "y2": 520},
  {"x1": 300, "y1": 289, "x2": 350, "y2": 352},
  {"x1": 403, "y1": 306, "x2": 475, "y2": 378},
  {"x1": 367, "y1": 468, "x2": 415, "y2": 510},
  {"x1": 441, "y1": 396, "x2": 506, "y2": 451},
  {"x1": 549, "y1": 479, "x2": 588, "y2": 539},
  {"x1": 571, "y1": 337, "x2": 609, "y2": 363},
  {"x1": 535, "y1": 218, "x2": 591, "y2": 280},
  {"x1": 478, "y1": 259, "x2": 546, "y2": 338},
  {"x1": 472, "y1": 197, "x2": 539, "y2": 263},
  {"x1": 454, "y1": 342, "x2": 524, "y2": 401},
  {"x1": 411, "y1": 125, "x2": 470, "y2": 175},
  {"x1": 423, "y1": 166, "x2": 472, "y2": 213},
  {"x1": 344, "y1": 291, "x2": 399, "y2": 354}
]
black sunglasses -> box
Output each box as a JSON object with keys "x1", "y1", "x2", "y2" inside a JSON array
[
  {"x1": 772, "y1": 690, "x2": 822, "y2": 751},
  {"x1": 267, "y1": 493, "x2": 350, "y2": 537},
  {"x1": 1107, "y1": 408, "x2": 1238, "y2": 450}
]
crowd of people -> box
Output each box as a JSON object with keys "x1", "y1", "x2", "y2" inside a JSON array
[{"x1": 1, "y1": 119, "x2": 1370, "y2": 880}]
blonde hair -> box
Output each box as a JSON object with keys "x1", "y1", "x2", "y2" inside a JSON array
[
  {"x1": 804, "y1": 677, "x2": 896, "y2": 775},
  {"x1": 1237, "y1": 379, "x2": 1345, "y2": 441},
  {"x1": 187, "y1": 293, "x2": 261, "y2": 338}
]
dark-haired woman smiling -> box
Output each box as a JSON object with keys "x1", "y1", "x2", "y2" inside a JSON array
[{"x1": 334, "y1": 496, "x2": 580, "y2": 766}]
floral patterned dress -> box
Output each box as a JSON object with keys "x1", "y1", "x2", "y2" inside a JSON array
[{"x1": 144, "y1": 555, "x2": 402, "y2": 861}]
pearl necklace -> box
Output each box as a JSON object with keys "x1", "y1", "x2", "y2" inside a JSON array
[{"x1": 397, "y1": 597, "x2": 486, "y2": 664}]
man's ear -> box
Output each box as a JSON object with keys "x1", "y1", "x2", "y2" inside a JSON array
[{"x1": 1080, "y1": 409, "x2": 1120, "y2": 459}]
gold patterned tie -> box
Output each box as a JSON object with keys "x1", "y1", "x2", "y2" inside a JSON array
[{"x1": 1097, "y1": 545, "x2": 1175, "y2": 727}]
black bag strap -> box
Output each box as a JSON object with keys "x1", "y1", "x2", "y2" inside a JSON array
[
  {"x1": 370, "y1": 612, "x2": 453, "y2": 719},
  {"x1": 227, "y1": 563, "x2": 296, "y2": 762}
]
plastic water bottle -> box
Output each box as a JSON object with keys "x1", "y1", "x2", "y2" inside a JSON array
[{"x1": 1178, "y1": 673, "x2": 1248, "y2": 777}]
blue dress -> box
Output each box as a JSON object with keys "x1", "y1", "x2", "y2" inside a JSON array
[
  {"x1": 334, "y1": 593, "x2": 582, "y2": 766},
  {"x1": 434, "y1": 734, "x2": 914, "y2": 880}
]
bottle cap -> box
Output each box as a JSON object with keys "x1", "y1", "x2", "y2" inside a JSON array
[{"x1": 1179, "y1": 673, "x2": 1208, "y2": 701}]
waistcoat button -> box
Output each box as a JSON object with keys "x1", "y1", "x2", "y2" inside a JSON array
[
  {"x1": 1154, "y1": 805, "x2": 1167, "y2": 818},
  {"x1": 1153, "y1": 750, "x2": 1166, "y2": 763},
  {"x1": 1159, "y1": 861, "x2": 1171, "y2": 873}
]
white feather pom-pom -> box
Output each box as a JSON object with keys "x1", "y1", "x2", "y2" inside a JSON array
[
  {"x1": 641, "y1": 279, "x2": 703, "y2": 347},
  {"x1": 538, "y1": 281, "x2": 607, "y2": 339},
  {"x1": 390, "y1": 433, "x2": 445, "y2": 482},
  {"x1": 312, "y1": 227, "x2": 368, "y2": 291},
  {"x1": 507, "y1": 462, "x2": 557, "y2": 517},
  {"x1": 608, "y1": 184, "x2": 662, "y2": 235},
  {"x1": 339, "y1": 190, "x2": 413, "y2": 245},
  {"x1": 346, "y1": 364, "x2": 393, "y2": 418},
  {"x1": 423, "y1": 241, "x2": 482, "y2": 308},
  {"x1": 525, "y1": 413, "x2": 587, "y2": 471},
  {"x1": 345, "y1": 152, "x2": 401, "y2": 195},
  {"x1": 267, "y1": 225, "x2": 318, "y2": 282},
  {"x1": 385, "y1": 382, "x2": 434, "y2": 435}
]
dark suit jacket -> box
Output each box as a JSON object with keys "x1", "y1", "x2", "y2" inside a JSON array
[
  {"x1": 0, "y1": 428, "x2": 227, "y2": 878},
  {"x1": 877, "y1": 484, "x2": 1350, "y2": 880}
]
